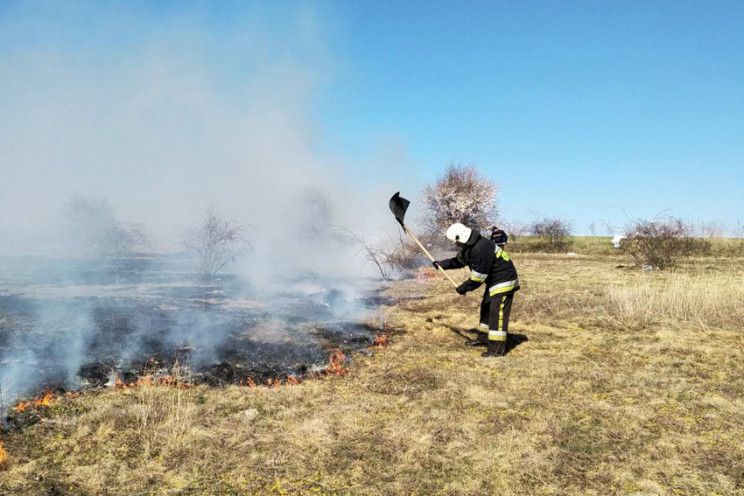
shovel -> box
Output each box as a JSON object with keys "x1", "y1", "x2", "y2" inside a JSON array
[{"x1": 389, "y1": 192, "x2": 459, "y2": 289}]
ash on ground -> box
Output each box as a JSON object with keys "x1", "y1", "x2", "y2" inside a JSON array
[{"x1": 0, "y1": 254, "x2": 390, "y2": 406}]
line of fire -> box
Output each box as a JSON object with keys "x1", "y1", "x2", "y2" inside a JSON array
[{"x1": 0, "y1": 252, "x2": 397, "y2": 433}]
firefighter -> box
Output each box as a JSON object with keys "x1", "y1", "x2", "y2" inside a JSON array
[
  {"x1": 433, "y1": 223, "x2": 520, "y2": 357},
  {"x1": 491, "y1": 225, "x2": 508, "y2": 248}
]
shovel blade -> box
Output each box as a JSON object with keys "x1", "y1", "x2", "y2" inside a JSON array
[{"x1": 389, "y1": 192, "x2": 410, "y2": 226}]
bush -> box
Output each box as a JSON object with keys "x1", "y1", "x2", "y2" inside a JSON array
[
  {"x1": 335, "y1": 226, "x2": 421, "y2": 279},
  {"x1": 528, "y1": 218, "x2": 573, "y2": 252},
  {"x1": 499, "y1": 221, "x2": 526, "y2": 244},
  {"x1": 183, "y1": 211, "x2": 249, "y2": 284},
  {"x1": 64, "y1": 195, "x2": 148, "y2": 258},
  {"x1": 622, "y1": 217, "x2": 710, "y2": 269},
  {"x1": 422, "y1": 163, "x2": 498, "y2": 235}
]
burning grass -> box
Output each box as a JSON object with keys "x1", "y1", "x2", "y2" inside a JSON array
[
  {"x1": 11, "y1": 391, "x2": 56, "y2": 413},
  {"x1": 325, "y1": 348, "x2": 348, "y2": 376},
  {"x1": 1, "y1": 252, "x2": 743, "y2": 494}
]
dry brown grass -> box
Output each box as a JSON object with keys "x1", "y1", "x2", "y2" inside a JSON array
[
  {"x1": 1, "y1": 253, "x2": 743, "y2": 495},
  {"x1": 604, "y1": 271, "x2": 744, "y2": 330},
  {"x1": 130, "y1": 365, "x2": 199, "y2": 455}
]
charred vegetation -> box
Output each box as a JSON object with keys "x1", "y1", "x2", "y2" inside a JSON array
[{"x1": 0, "y1": 253, "x2": 390, "y2": 425}]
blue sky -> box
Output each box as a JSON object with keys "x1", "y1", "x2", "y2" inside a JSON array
[
  {"x1": 1, "y1": 1, "x2": 743, "y2": 235},
  {"x1": 320, "y1": 1, "x2": 744, "y2": 232}
]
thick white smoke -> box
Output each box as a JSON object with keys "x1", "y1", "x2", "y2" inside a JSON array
[
  {"x1": 0, "y1": 2, "x2": 416, "y2": 407},
  {"x1": 0, "y1": 2, "x2": 406, "y2": 273}
]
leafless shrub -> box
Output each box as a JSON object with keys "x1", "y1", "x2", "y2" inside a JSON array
[
  {"x1": 500, "y1": 220, "x2": 527, "y2": 244},
  {"x1": 183, "y1": 210, "x2": 249, "y2": 284},
  {"x1": 623, "y1": 217, "x2": 710, "y2": 269},
  {"x1": 64, "y1": 195, "x2": 149, "y2": 258},
  {"x1": 334, "y1": 226, "x2": 420, "y2": 279},
  {"x1": 422, "y1": 163, "x2": 498, "y2": 235},
  {"x1": 528, "y1": 217, "x2": 573, "y2": 252},
  {"x1": 384, "y1": 235, "x2": 421, "y2": 271}
]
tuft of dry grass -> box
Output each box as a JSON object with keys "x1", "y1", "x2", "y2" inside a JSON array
[
  {"x1": 604, "y1": 271, "x2": 744, "y2": 330},
  {"x1": 130, "y1": 365, "x2": 199, "y2": 455},
  {"x1": 0, "y1": 253, "x2": 743, "y2": 495}
]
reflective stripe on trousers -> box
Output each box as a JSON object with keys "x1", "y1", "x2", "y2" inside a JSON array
[{"x1": 488, "y1": 291, "x2": 515, "y2": 341}]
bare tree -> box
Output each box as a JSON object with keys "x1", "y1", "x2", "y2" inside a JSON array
[
  {"x1": 334, "y1": 226, "x2": 420, "y2": 279},
  {"x1": 183, "y1": 211, "x2": 249, "y2": 284},
  {"x1": 529, "y1": 217, "x2": 573, "y2": 252},
  {"x1": 422, "y1": 163, "x2": 498, "y2": 235},
  {"x1": 64, "y1": 195, "x2": 149, "y2": 258},
  {"x1": 500, "y1": 220, "x2": 527, "y2": 244}
]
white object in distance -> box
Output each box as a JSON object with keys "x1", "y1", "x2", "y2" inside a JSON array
[{"x1": 612, "y1": 234, "x2": 626, "y2": 248}]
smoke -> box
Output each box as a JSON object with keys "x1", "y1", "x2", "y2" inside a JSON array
[
  {"x1": 0, "y1": 2, "x2": 402, "y2": 406},
  {"x1": 0, "y1": 2, "x2": 392, "y2": 258}
]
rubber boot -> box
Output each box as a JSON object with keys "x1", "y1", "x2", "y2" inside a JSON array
[
  {"x1": 481, "y1": 339, "x2": 506, "y2": 357},
  {"x1": 465, "y1": 332, "x2": 488, "y2": 347}
]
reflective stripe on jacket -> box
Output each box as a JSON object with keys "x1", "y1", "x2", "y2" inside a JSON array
[{"x1": 439, "y1": 233, "x2": 519, "y2": 296}]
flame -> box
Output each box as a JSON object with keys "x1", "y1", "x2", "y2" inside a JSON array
[
  {"x1": 157, "y1": 375, "x2": 176, "y2": 387},
  {"x1": 136, "y1": 376, "x2": 154, "y2": 387},
  {"x1": 286, "y1": 376, "x2": 299, "y2": 385},
  {"x1": 11, "y1": 391, "x2": 57, "y2": 414},
  {"x1": 326, "y1": 349, "x2": 347, "y2": 376},
  {"x1": 267, "y1": 378, "x2": 283, "y2": 387},
  {"x1": 114, "y1": 374, "x2": 127, "y2": 390},
  {"x1": 373, "y1": 334, "x2": 389, "y2": 347},
  {"x1": 33, "y1": 392, "x2": 55, "y2": 408},
  {"x1": 12, "y1": 400, "x2": 30, "y2": 414},
  {"x1": 0, "y1": 440, "x2": 7, "y2": 467},
  {"x1": 110, "y1": 370, "x2": 190, "y2": 391}
]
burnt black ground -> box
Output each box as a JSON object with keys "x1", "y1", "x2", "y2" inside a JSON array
[{"x1": 0, "y1": 254, "x2": 386, "y2": 408}]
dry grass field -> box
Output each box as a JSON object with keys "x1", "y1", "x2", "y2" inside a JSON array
[{"x1": 1, "y1": 249, "x2": 743, "y2": 495}]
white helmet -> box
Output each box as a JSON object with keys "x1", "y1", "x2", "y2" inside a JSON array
[{"x1": 445, "y1": 223, "x2": 472, "y2": 244}]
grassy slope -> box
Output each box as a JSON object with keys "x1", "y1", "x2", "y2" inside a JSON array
[
  {"x1": 510, "y1": 235, "x2": 744, "y2": 258},
  {"x1": 1, "y1": 253, "x2": 743, "y2": 495}
]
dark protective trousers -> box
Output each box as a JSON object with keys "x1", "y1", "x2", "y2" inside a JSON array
[
  {"x1": 478, "y1": 287, "x2": 491, "y2": 332},
  {"x1": 478, "y1": 288, "x2": 515, "y2": 343}
]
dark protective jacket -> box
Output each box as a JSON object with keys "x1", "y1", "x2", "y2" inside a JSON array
[
  {"x1": 491, "y1": 228, "x2": 508, "y2": 246},
  {"x1": 439, "y1": 231, "x2": 519, "y2": 296}
]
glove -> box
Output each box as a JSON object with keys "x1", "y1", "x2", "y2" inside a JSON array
[
  {"x1": 456, "y1": 285, "x2": 467, "y2": 296},
  {"x1": 432, "y1": 260, "x2": 441, "y2": 269}
]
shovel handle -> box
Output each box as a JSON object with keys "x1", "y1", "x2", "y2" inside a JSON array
[{"x1": 402, "y1": 225, "x2": 460, "y2": 289}]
